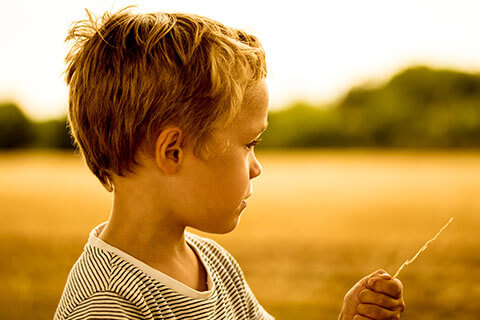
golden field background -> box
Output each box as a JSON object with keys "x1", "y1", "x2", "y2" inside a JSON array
[{"x1": 1, "y1": 149, "x2": 479, "y2": 319}]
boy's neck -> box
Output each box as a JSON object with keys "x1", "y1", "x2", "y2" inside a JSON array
[
  {"x1": 95, "y1": 176, "x2": 209, "y2": 292},
  {"x1": 100, "y1": 178, "x2": 191, "y2": 264},
  {"x1": 98, "y1": 211, "x2": 189, "y2": 266},
  {"x1": 98, "y1": 210, "x2": 209, "y2": 292}
]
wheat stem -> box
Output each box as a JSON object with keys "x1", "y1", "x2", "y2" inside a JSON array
[{"x1": 393, "y1": 217, "x2": 454, "y2": 279}]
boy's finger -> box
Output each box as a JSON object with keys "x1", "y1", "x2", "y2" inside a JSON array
[
  {"x1": 367, "y1": 277, "x2": 403, "y2": 299},
  {"x1": 358, "y1": 289, "x2": 404, "y2": 311},
  {"x1": 357, "y1": 303, "x2": 400, "y2": 320},
  {"x1": 370, "y1": 269, "x2": 390, "y2": 278}
]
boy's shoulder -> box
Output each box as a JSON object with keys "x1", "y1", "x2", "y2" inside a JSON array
[
  {"x1": 53, "y1": 244, "x2": 146, "y2": 319},
  {"x1": 55, "y1": 230, "x2": 240, "y2": 316},
  {"x1": 55, "y1": 227, "x2": 273, "y2": 320}
]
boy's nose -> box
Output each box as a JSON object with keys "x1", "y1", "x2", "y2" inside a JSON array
[{"x1": 249, "y1": 153, "x2": 262, "y2": 179}]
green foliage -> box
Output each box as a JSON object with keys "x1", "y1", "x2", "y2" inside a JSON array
[
  {"x1": 31, "y1": 116, "x2": 75, "y2": 149},
  {"x1": 2, "y1": 65, "x2": 480, "y2": 150},
  {"x1": 260, "y1": 102, "x2": 343, "y2": 148},
  {"x1": 0, "y1": 103, "x2": 74, "y2": 150},
  {"x1": 258, "y1": 66, "x2": 480, "y2": 149},
  {"x1": 0, "y1": 103, "x2": 35, "y2": 149}
]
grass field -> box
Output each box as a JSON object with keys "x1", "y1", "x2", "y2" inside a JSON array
[{"x1": 1, "y1": 149, "x2": 479, "y2": 319}]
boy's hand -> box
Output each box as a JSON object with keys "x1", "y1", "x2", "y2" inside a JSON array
[{"x1": 338, "y1": 269, "x2": 405, "y2": 320}]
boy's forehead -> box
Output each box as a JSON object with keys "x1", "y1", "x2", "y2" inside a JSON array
[
  {"x1": 237, "y1": 89, "x2": 269, "y2": 133},
  {"x1": 244, "y1": 80, "x2": 269, "y2": 107}
]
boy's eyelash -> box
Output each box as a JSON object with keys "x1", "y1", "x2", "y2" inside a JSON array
[{"x1": 246, "y1": 137, "x2": 263, "y2": 149}]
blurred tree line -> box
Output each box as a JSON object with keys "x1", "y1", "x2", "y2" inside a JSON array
[
  {"x1": 260, "y1": 66, "x2": 480, "y2": 149},
  {"x1": 0, "y1": 102, "x2": 73, "y2": 150},
  {"x1": 1, "y1": 65, "x2": 480, "y2": 150}
]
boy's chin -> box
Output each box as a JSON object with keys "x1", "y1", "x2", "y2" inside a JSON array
[{"x1": 195, "y1": 216, "x2": 242, "y2": 235}]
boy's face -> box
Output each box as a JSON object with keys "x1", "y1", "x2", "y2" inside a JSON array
[{"x1": 172, "y1": 79, "x2": 269, "y2": 234}]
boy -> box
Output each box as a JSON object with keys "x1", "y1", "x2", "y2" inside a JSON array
[{"x1": 54, "y1": 7, "x2": 405, "y2": 320}]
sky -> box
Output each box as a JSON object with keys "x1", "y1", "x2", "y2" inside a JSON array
[{"x1": 2, "y1": 0, "x2": 480, "y2": 120}]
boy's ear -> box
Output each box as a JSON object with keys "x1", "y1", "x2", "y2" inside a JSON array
[{"x1": 154, "y1": 127, "x2": 184, "y2": 174}]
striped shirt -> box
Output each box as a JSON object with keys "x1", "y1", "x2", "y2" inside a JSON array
[{"x1": 54, "y1": 222, "x2": 274, "y2": 320}]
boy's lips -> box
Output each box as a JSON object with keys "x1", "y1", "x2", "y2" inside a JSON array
[{"x1": 241, "y1": 193, "x2": 252, "y2": 208}]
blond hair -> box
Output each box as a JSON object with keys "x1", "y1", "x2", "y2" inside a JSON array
[{"x1": 65, "y1": 7, "x2": 267, "y2": 192}]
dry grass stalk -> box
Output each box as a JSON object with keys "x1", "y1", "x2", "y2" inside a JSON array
[{"x1": 393, "y1": 217, "x2": 454, "y2": 279}]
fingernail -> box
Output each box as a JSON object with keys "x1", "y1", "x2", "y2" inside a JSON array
[
  {"x1": 368, "y1": 278, "x2": 375, "y2": 287},
  {"x1": 381, "y1": 273, "x2": 392, "y2": 279}
]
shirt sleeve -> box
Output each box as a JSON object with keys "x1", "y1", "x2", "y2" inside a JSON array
[{"x1": 64, "y1": 291, "x2": 145, "y2": 320}]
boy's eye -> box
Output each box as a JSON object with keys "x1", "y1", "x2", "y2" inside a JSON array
[{"x1": 245, "y1": 138, "x2": 262, "y2": 150}]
